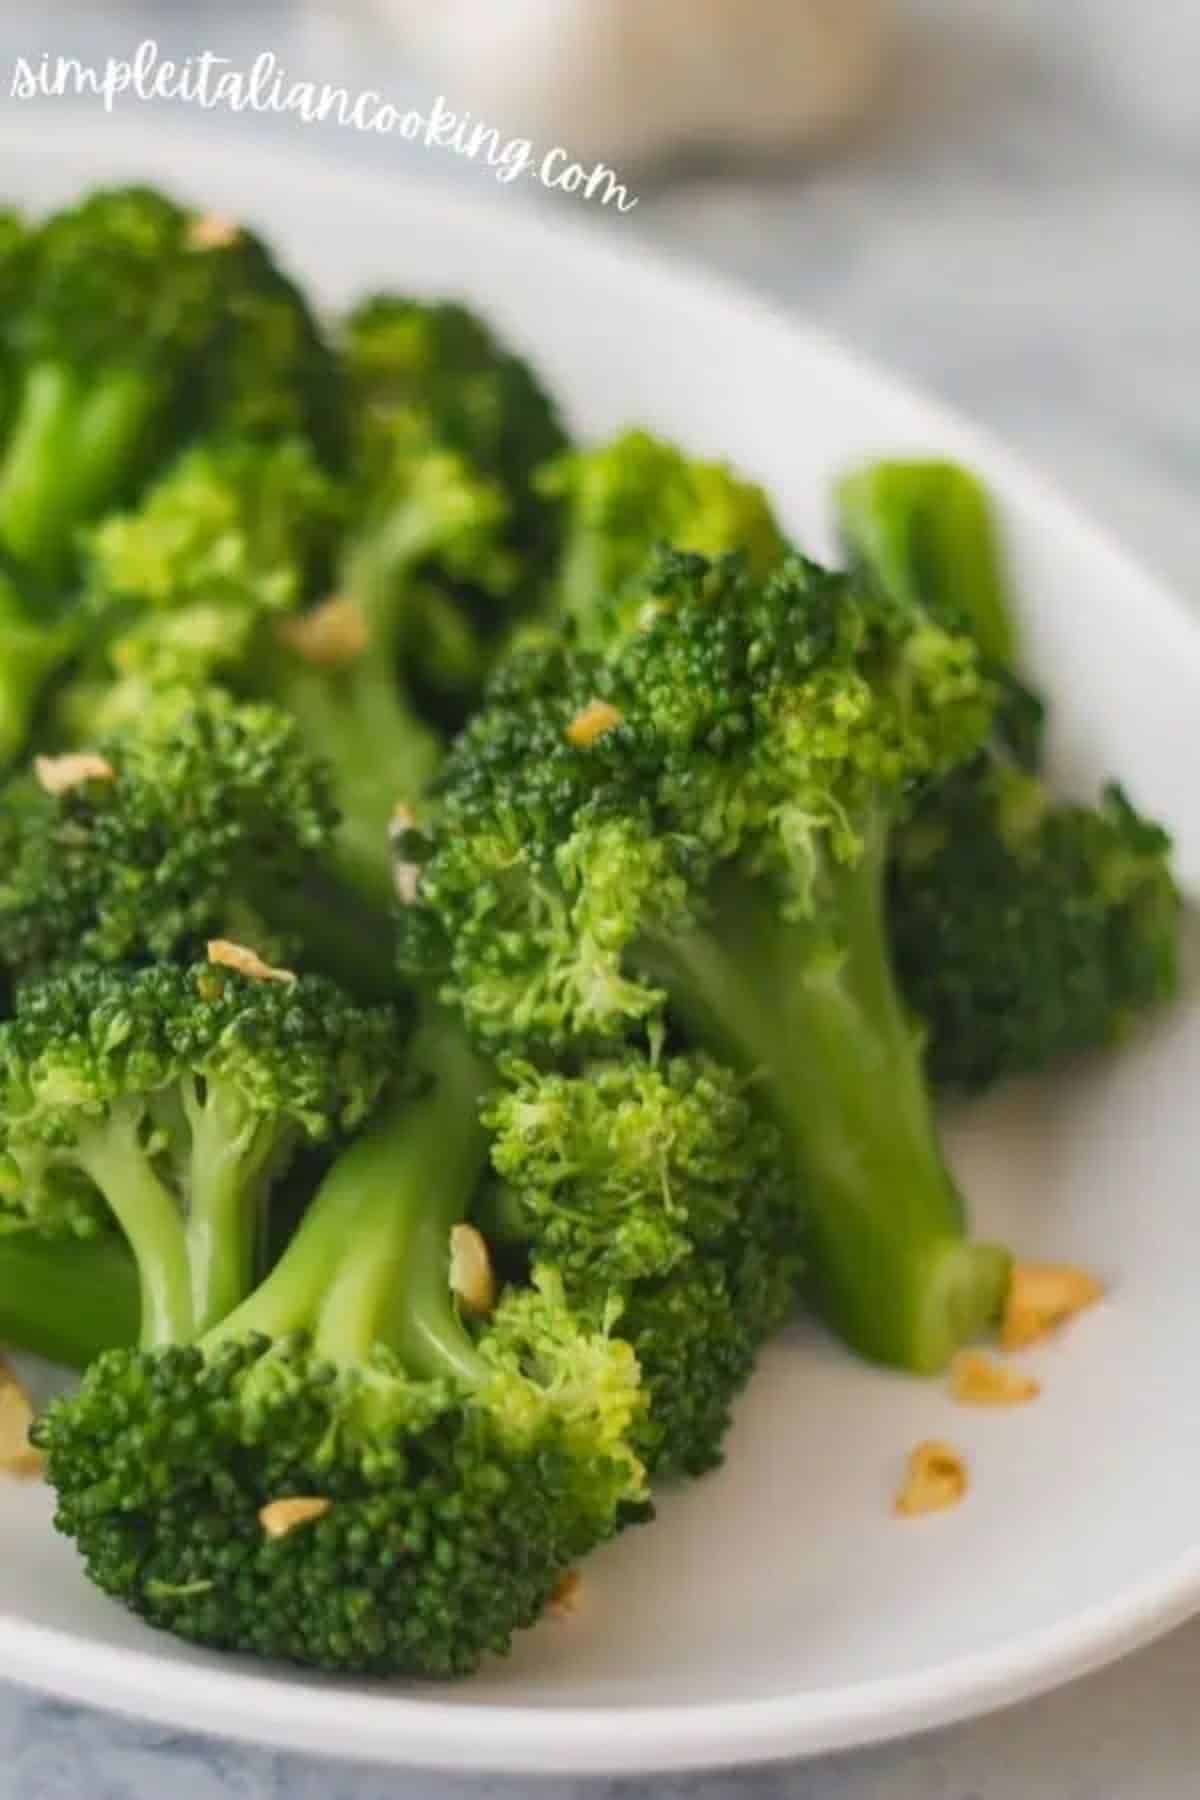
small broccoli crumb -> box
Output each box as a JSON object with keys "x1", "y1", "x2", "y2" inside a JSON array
[
  {"x1": 894, "y1": 1441, "x2": 968, "y2": 1517},
  {"x1": 34, "y1": 752, "x2": 115, "y2": 795},
  {"x1": 258, "y1": 1496, "x2": 333, "y2": 1539}
]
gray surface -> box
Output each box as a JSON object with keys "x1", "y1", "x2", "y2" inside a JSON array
[{"x1": 2, "y1": 0, "x2": 1199, "y2": 1792}]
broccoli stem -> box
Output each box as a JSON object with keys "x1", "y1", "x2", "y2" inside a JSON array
[
  {"x1": 181, "y1": 1079, "x2": 283, "y2": 1336},
  {"x1": 0, "y1": 365, "x2": 160, "y2": 583},
  {"x1": 263, "y1": 653, "x2": 441, "y2": 911},
  {"x1": 640, "y1": 824, "x2": 1010, "y2": 1373},
  {"x1": 836, "y1": 460, "x2": 1016, "y2": 668},
  {"x1": 0, "y1": 1233, "x2": 139, "y2": 1367},
  {"x1": 75, "y1": 1109, "x2": 193, "y2": 1348},
  {"x1": 210, "y1": 1007, "x2": 492, "y2": 1379}
]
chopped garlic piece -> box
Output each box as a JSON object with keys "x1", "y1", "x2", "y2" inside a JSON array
[
  {"x1": 276, "y1": 595, "x2": 370, "y2": 668},
  {"x1": 187, "y1": 212, "x2": 241, "y2": 251},
  {"x1": 390, "y1": 803, "x2": 422, "y2": 905},
  {"x1": 566, "y1": 699, "x2": 624, "y2": 748},
  {"x1": 206, "y1": 940, "x2": 297, "y2": 985},
  {"x1": 951, "y1": 1351, "x2": 1039, "y2": 1407},
  {"x1": 894, "y1": 1440, "x2": 967, "y2": 1518},
  {"x1": 449, "y1": 1223, "x2": 496, "y2": 1318},
  {"x1": 547, "y1": 1570, "x2": 582, "y2": 1619},
  {"x1": 258, "y1": 1496, "x2": 332, "y2": 1539},
  {"x1": 34, "y1": 752, "x2": 114, "y2": 796},
  {"x1": 1002, "y1": 1261, "x2": 1104, "y2": 1351},
  {"x1": 0, "y1": 1357, "x2": 42, "y2": 1479}
]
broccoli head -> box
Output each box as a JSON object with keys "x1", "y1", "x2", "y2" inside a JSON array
[
  {"x1": 837, "y1": 454, "x2": 1182, "y2": 1088},
  {"x1": 403, "y1": 549, "x2": 1009, "y2": 1372},
  {"x1": 891, "y1": 766, "x2": 1181, "y2": 1092},
  {"x1": 485, "y1": 1052, "x2": 801, "y2": 1478},
  {"x1": 0, "y1": 688, "x2": 344, "y2": 983},
  {"x1": 33, "y1": 1005, "x2": 645, "y2": 1677},
  {"x1": 0, "y1": 960, "x2": 397, "y2": 1337},
  {"x1": 538, "y1": 428, "x2": 786, "y2": 650},
  {"x1": 0, "y1": 186, "x2": 338, "y2": 587}
]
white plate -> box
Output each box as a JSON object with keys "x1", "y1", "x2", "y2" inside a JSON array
[{"x1": 1, "y1": 112, "x2": 1198, "y2": 1778}]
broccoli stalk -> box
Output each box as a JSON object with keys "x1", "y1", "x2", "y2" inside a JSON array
[
  {"x1": 33, "y1": 1001, "x2": 646, "y2": 1677},
  {"x1": 836, "y1": 458, "x2": 1016, "y2": 667},
  {"x1": 0, "y1": 1233, "x2": 139, "y2": 1368},
  {"x1": 0, "y1": 963, "x2": 397, "y2": 1340},
  {"x1": 409, "y1": 551, "x2": 1012, "y2": 1372},
  {"x1": 636, "y1": 838, "x2": 1008, "y2": 1371}
]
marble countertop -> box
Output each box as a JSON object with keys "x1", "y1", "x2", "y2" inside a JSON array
[{"x1": 1, "y1": 0, "x2": 1198, "y2": 1793}]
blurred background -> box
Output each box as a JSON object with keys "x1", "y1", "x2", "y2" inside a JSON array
[{"x1": 1, "y1": 4, "x2": 1199, "y2": 1797}]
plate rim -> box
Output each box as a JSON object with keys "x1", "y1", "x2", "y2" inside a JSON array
[{"x1": 1, "y1": 106, "x2": 1199, "y2": 1776}]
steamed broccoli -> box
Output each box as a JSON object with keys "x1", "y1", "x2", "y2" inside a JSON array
[
  {"x1": 0, "y1": 1232, "x2": 139, "y2": 1368},
  {"x1": 484, "y1": 1053, "x2": 801, "y2": 1477},
  {"x1": 0, "y1": 187, "x2": 338, "y2": 588},
  {"x1": 403, "y1": 549, "x2": 1010, "y2": 1372},
  {"x1": 837, "y1": 457, "x2": 1182, "y2": 1089},
  {"x1": 891, "y1": 767, "x2": 1180, "y2": 1091},
  {"x1": 537, "y1": 428, "x2": 785, "y2": 650},
  {"x1": 0, "y1": 961, "x2": 395, "y2": 1337},
  {"x1": 58, "y1": 300, "x2": 568, "y2": 907},
  {"x1": 0, "y1": 687, "x2": 396, "y2": 995},
  {"x1": 33, "y1": 1005, "x2": 646, "y2": 1676}
]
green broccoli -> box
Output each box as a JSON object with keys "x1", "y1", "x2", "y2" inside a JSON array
[
  {"x1": 32, "y1": 1004, "x2": 646, "y2": 1677},
  {"x1": 403, "y1": 549, "x2": 1009, "y2": 1373},
  {"x1": 0, "y1": 187, "x2": 338, "y2": 588},
  {"x1": 0, "y1": 687, "x2": 397, "y2": 997},
  {"x1": 57, "y1": 300, "x2": 568, "y2": 907},
  {"x1": 0, "y1": 1232, "x2": 139, "y2": 1368},
  {"x1": 0, "y1": 961, "x2": 395, "y2": 1337},
  {"x1": 484, "y1": 1053, "x2": 801, "y2": 1477},
  {"x1": 891, "y1": 768, "x2": 1180, "y2": 1091},
  {"x1": 537, "y1": 428, "x2": 786, "y2": 650},
  {"x1": 837, "y1": 456, "x2": 1182, "y2": 1089}
]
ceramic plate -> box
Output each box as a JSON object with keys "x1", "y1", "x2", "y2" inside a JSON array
[{"x1": 1, "y1": 112, "x2": 1197, "y2": 1777}]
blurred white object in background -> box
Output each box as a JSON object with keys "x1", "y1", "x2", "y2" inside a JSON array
[{"x1": 379, "y1": 0, "x2": 891, "y2": 166}]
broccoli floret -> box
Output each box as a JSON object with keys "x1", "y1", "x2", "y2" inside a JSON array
[
  {"x1": 58, "y1": 300, "x2": 568, "y2": 907},
  {"x1": 891, "y1": 767, "x2": 1181, "y2": 1091},
  {"x1": 0, "y1": 688, "x2": 392, "y2": 992},
  {"x1": 0, "y1": 187, "x2": 337, "y2": 588},
  {"x1": 0, "y1": 1232, "x2": 139, "y2": 1368},
  {"x1": 484, "y1": 1053, "x2": 801, "y2": 1477},
  {"x1": 405, "y1": 549, "x2": 1010, "y2": 1372},
  {"x1": 837, "y1": 456, "x2": 1182, "y2": 1089},
  {"x1": 33, "y1": 1004, "x2": 645, "y2": 1677},
  {"x1": 57, "y1": 438, "x2": 343, "y2": 742},
  {"x1": 0, "y1": 961, "x2": 396, "y2": 1338},
  {"x1": 538, "y1": 428, "x2": 786, "y2": 649}
]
